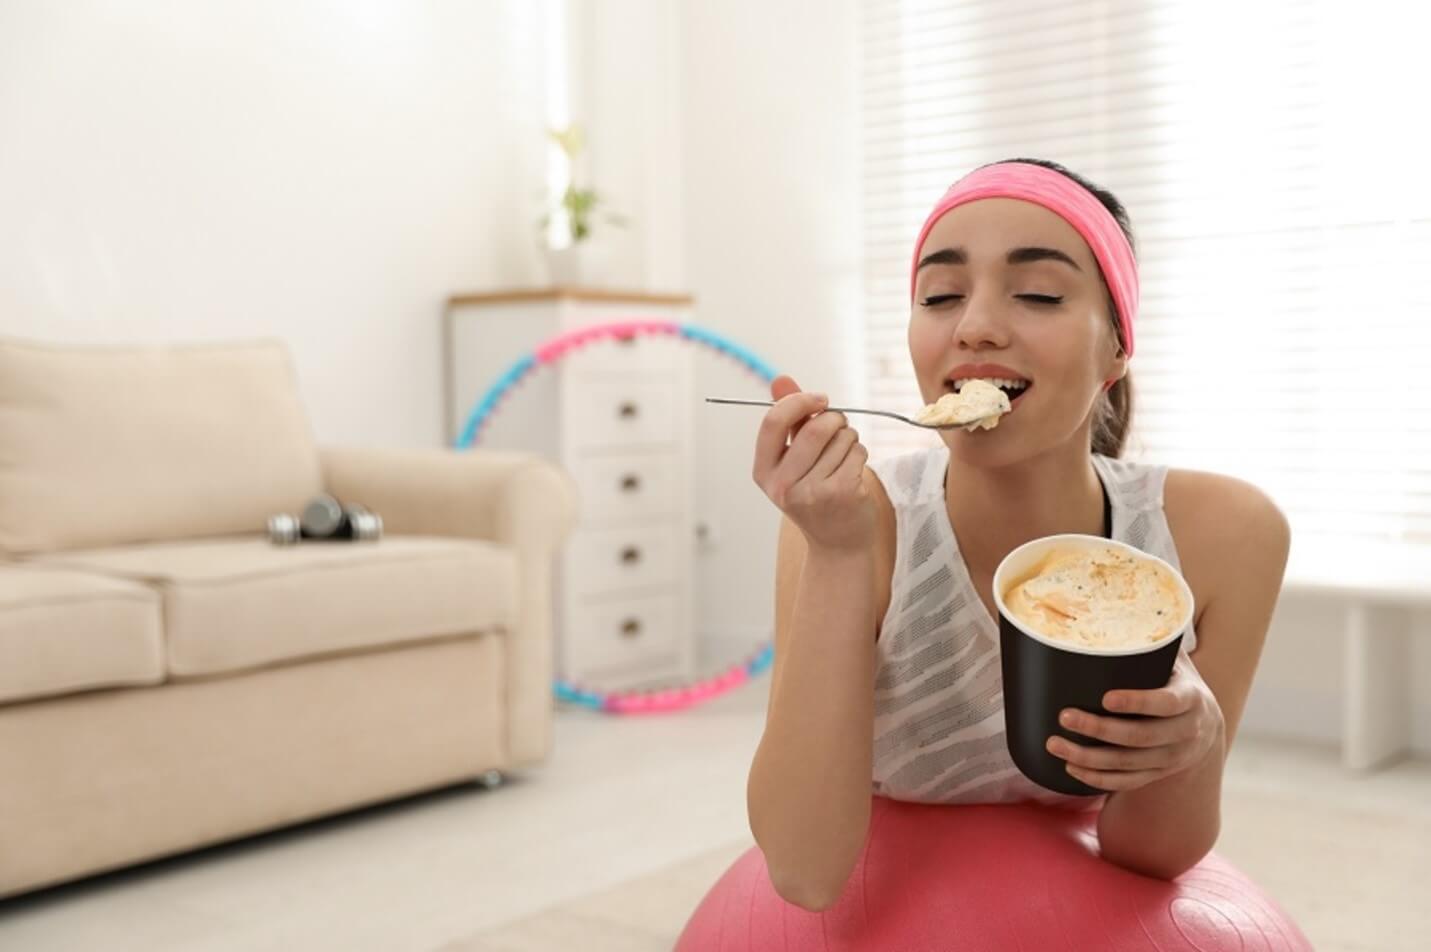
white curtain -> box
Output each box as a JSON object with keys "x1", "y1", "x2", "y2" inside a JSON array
[{"x1": 858, "y1": 0, "x2": 1431, "y2": 545}]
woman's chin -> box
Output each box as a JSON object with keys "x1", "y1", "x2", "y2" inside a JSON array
[{"x1": 944, "y1": 427, "x2": 1009, "y2": 453}]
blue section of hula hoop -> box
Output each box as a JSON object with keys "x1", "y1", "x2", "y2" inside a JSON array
[
  {"x1": 746, "y1": 643, "x2": 775, "y2": 676},
  {"x1": 554, "y1": 682, "x2": 605, "y2": 710},
  {"x1": 456, "y1": 353, "x2": 536, "y2": 450},
  {"x1": 679, "y1": 324, "x2": 778, "y2": 382}
]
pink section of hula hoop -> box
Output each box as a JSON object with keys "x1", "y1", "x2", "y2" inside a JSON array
[
  {"x1": 535, "y1": 320, "x2": 681, "y2": 364},
  {"x1": 598, "y1": 667, "x2": 753, "y2": 715}
]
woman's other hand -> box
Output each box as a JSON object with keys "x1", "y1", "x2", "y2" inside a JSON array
[{"x1": 1045, "y1": 653, "x2": 1226, "y2": 793}]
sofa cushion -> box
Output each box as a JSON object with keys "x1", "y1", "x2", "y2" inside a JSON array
[
  {"x1": 29, "y1": 536, "x2": 517, "y2": 678},
  {"x1": 0, "y1": 566, "x2": 164, "y2": 704},
  {"x1": 0, "y1": 337, "x2": 323, "y2": 555}
]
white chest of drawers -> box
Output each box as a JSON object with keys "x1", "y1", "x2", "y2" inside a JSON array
[{"x1": 444, "y1": 289, "x2": 695, "y2": 691}]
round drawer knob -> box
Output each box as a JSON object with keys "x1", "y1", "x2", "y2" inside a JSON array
[
  {"x1": 619, "y1": 473, "x2": 641, "y2": 493},
  {"x1": 619, "y1": 618, "x2": 642, "y2": 638},
  {"x1": 619, "y1": 545, "x2": 642, "y2": 565},
  {"x1": 617, "y1": 401, "x2": 639, "y2": 420}
]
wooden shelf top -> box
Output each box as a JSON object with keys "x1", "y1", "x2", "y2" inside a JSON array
[{"x1": 447, "y1": 288, "x2": 695, "y2": 308}]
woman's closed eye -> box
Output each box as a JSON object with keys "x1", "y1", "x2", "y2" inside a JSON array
[{"x1": 921, "y1": 293, "x2": 1063, "y2": 307}]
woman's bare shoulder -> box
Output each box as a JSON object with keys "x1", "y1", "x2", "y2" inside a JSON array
[
  {"x1": 1163, "y1": 468, "x2": 1287, "y2": 542},
  {"x1": 1163, "y1": 468, "x2": 1291, "y2": 617}
]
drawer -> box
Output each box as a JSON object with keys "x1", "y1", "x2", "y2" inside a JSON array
[
  {"x1": 565, "y1": 522, "x2": 682, "y2": 596},
  {"x1": 562, "y1": 330, "x2": 685, "y2": 376},
  {"x1": 564, "y1": 376, "x2": 679, "y2": 451},
  {"x1": 568, "y1": 453, "x2": 680, "y2": 522},
  {"x1": 563, "y1": 590, "x2": 682, "y2": 681}
]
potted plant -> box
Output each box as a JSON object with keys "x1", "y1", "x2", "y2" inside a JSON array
[{"x1": 540, "y1": 124, "x2": 627, "y2": 287}]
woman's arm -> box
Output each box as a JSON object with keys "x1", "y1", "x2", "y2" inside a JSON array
[
  {"x1": 744, "y1": 374, "x2": 890, "y2": 911},
  {"x1": 747, "y1": 514, "x2": 880, "y2": 910},
  {"x1": 1090, "y1": 657, "x2": 1228, "y2": 879},
  {"x1": 1050, "y1": 472, "x2": 1291, "y2": 879}
]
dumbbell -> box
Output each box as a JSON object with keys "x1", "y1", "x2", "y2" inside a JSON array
[{"x1": 267, "y1": 494, "x2": 383, "y2": 545}]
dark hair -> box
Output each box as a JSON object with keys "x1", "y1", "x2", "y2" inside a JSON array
[{"x1": 989, "y1": 157, "x2": 1135, "y2": 458}]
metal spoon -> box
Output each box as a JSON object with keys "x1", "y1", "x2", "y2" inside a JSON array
[{"x1": 704, "y1": 397, "x2": 1002, "y2": 431}]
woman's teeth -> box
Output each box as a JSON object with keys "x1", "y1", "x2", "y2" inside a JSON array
[{"x1": 950, "y1": 377, "x2": 1031, "y2": 394}]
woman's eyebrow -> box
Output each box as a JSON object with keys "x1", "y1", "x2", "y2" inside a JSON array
[
  {"x1": 916, "y1": 247, "x2": 966, "y2": 271},
  {"x1": 915, "y1": 246, "x2": 1083, "y2": 272},
  {"x1": 1006, "y1": 246, "x2": 1082, "y2": 271}
]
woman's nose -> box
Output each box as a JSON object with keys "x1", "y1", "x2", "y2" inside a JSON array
[{"x1": 952, "y1": 294, "x2": 1010, "y2": 349}]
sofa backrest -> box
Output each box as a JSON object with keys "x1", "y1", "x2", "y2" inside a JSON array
[{"x1": 0, "y1": 337, "x2": 324, "y2": 554}]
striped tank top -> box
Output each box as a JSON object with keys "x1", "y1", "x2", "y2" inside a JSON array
[{"x1": 866, "y1": 446, "x2": 1198, "y2": 807}]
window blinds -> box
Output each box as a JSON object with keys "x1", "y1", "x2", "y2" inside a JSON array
[{"x1": 858, "y1": 0, "x2": 1431, "y2": 544}]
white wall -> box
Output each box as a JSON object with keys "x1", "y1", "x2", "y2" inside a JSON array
[
  {"x1": 678, "y1": 0, "x2": 864, "y2": 651},
  {"x1": 0, "y1": 0, "x2": 550, "y2": 448},
  {"x1": 573, "y1": 0, "x2": 686, "y2": 292}
]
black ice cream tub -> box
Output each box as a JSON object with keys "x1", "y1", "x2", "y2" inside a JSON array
[{"x1": 993, "y1": 533, "x2": 1195, "y2": 797}]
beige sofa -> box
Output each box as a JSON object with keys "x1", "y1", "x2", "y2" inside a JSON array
[{"x1": 0, "y1": 337, "x2": 577, "y2": 898}]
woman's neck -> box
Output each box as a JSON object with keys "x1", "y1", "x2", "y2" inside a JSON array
[{"x1": 945, "y1": 442, "x2": 1106, "y2": 577}]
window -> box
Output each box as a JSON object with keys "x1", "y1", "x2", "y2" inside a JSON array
[{"x1": 859, "y1": 0, "x2": 1431, "y2": 544}]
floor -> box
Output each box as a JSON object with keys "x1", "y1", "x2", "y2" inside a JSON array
[{"x1": 2, "y1": 674, "x2": 1429, "y2": 952}]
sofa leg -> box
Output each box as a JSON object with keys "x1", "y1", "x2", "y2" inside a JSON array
[{"x1": 477, "y1": 769, "x2": 504, "y2": 790}]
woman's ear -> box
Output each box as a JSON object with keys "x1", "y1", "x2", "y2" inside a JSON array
[{"x1": 1101, "y1": 341, "x2": 1129, "y2": 391}]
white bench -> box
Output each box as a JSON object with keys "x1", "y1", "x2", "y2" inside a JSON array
[{"x1": 1280, "y1": 540, "x2": 1429, "y2": 770}]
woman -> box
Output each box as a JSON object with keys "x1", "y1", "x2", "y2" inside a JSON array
[{"x1": 746, "y1": 158, "x2": 1290, "y2": 911}]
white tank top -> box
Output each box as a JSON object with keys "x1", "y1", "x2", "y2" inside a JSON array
[{"x1": 866, "y1": 446, "x2": 1198, "y2": 807}]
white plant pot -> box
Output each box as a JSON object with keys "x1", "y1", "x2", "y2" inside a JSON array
[
  {"x1": 544, "y1": 245, "x2": 580, "y2": 286},
  {"x1": 544, "y1": 240, "x2": 619, "y2": 289}
]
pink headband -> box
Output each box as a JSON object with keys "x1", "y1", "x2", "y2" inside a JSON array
[{"x1": 909, "y1": 162, "x2": 1138, "y2": 358}]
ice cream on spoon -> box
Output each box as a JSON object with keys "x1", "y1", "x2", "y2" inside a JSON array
[{"x1": 915, "y1": 378, "x2": 1013, "y2": 431}]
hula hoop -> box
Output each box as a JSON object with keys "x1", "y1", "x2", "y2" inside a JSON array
[{"x1": 454, "y1": 320, "x2": 778, "y2": 713}]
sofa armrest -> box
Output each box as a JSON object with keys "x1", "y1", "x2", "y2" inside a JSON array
[
  {"x1": 320, "y1": 446, "x2": 579, "y2": 768},
  {"x1": 320, "y1": 447, "x2": 577, "y2": 553}
]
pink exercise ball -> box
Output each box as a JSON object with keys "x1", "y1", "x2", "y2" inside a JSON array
[{"x1": 677, "y1": 796, "x2": 1311, "y2": 951}]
